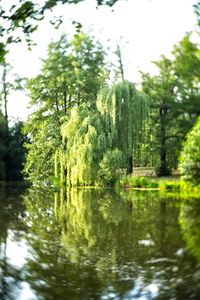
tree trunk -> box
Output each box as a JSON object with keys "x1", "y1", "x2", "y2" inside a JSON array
[
  {"x1": 127, "y1": 155, "x2": 133, "y2": 174},
  {"x1": 63, "y1": 82, "x2": 67, "y2": 115},
  {"x1": 158, "y1": 105, "x2": 170, "y2": 176},
  {"x1": 2, "y1": 63, "x2": 8, "y2": 127},
  {"x1": 2, "y1": 63, "x2": 10, "y2": 181},
  {"x1": 116, "y1": 44, "x2": 125, "y2": 82}
]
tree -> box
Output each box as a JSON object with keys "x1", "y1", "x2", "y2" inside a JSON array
[
  {"x1": 194, "y1": 1, "x2": 200, "y2": 26},
  {"x1": 60, "y1": 108, "x2": 109, "y2": 186},
  {"x1": 172, "y1": 34, "x2": 200, "y2": 132},
  {"x1": 58, "y1": 81, "x2": 149, "y2": 186},
  {"x1": 115, "y1": 44, "x2": 125, "y2": 82},
  {"x1": 1, "y1": 62, "x2": 10, "y2": 130},
  {"x1": 0, "y1": 0, "x2": 120, "y2": 63},
  {"x1": 179, "y1": 117, "x2": 200, "y2": 185},
  {"x1": 141, "y1": 57, "x2": 179, "y2": 175},
  {"x1": 0, "y1": 61, "x2": 26, "y2": 181},
  {"x1": 6, "y1": 121, "x2": 29, "y2": 181},
  {"x1": 0, "y1": 62, "x2": 12, "y2": 181},
  {"x1": 0, "y1": 116, "x2": 28, "y2": 181},
  {"x1": 24, "y1": 32, "x2": 108, "y2": 182},
  {"x1": 141, "y1": 34, "x2": 200, "y2": 175},
  {"x1": 98, "y1": 148, "x2": 125, "y2": 184},
  {"x1": 1, "y1": 0, "x2": 199, "y2": 65},
  {"x1": 96, "y1": 81, "x2": 149, "y2": 173}
]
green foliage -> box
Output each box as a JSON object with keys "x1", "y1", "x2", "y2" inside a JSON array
[
  {"x1": 194, "y1": 1, "x2": 200, "y2": 26},
  {"x1": 142, "y1": 57, "x2": 179, "y2": 175},
  {"x1": 159, "y1": 181, "x2": 181, "y2": 193},
  {"x1": 97, "y1": 81, "x2": 150, "y2": 171},
  {"x1": 180, "y1": 198, "x2": 200, "y2": 263},
  {"x1": 0, "y1": 116, "x2": 28, "y2": 181},
  {"x1": 115, "y1": 175, "x2": 159, "y2": 189},
  {"x1": 179, "y1": 182, "x2": 200, "y2": 197},
  {"x1": 160, "y1": 180, "x2": 200, "y2": 199},
  {"x1": 24, "y1": 116, "x2": 61, "y2": 182},
  {"x1": 24, "y1": 32, "x2": 107, "y2": 183},
  {"x1": 0, "y1": 0, "x2": 119, "y2": 62},
  {"x1": 179, "y1": 117, "x2": 200, "y2": 185},
  {"x1": 28, "y1": 33, "x2": 107, "y2": 113},
  {"x1": 22, "y1": 186, "x2": 179, "y2": 299},
  {"x1": 59, "y1": 81, "x2": 149, "y2": 186},
  {"x1": 24, "y1": 28, "x2": 200, "y2": 186},
  {"x1": 173, "y1": 34, "x2": 200, "y2": 88},
  {"x1": 98, "y1": 148, "x2": 125, "y2": 185},
  {"x1": 61, "y1": 108, "x2": 107, "y2": 186},
  {"x1": 141, "y1": 35, "x2": 200, "y2": 175},
  {"x1": 6, "y1": 121, "x2": 29, "y2": 181}
]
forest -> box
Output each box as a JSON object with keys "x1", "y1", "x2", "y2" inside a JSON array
[{"x1": 0, "y1": 0, "x2": 200, "y2": 189}]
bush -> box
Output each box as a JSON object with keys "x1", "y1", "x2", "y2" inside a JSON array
[
  {"x1": 160, "y1": 181, "x2": 181, "y2": 193},
  {"x1": 98, "y1": 149, "x2": 125, "y2": 185},
  {"x1": 179, "y1": 117, "x2": 200, "y2": 185},
  {"x1": 115, "y1": 175, "x2": 159, "y2": 189}
]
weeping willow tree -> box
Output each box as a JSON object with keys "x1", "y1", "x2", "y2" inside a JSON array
[
  {"x1": 96, "y1": 81, "x2": 150, "y2": 172},
  {"x1": 57, "y1": 81, "x2": 149, "y2": 186},
  {"x1": 58, "y1": 108, "x2": 115, "y2": 186}
]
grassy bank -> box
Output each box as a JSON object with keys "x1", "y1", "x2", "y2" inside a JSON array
[
  {"x1": 115, "y1": 175, "x2": 160, "y2": 189},
  {"x1": 115, "y1": 175, "x2": 200, "y2": 198},
  {"x1": 160, "y1": 180, "x2": 200, "y2": 198}
]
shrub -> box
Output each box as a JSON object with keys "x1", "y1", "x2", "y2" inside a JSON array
[
  {"x1": 98, "y1": 149, "x2": 125, "y2": 185},
  {"x1": 160, "y1": 181, "x2": 181, "y2": 193},
  {"x1": 115, "y1": 175, "x2": 159, "y2": 189},
  {"x1": 179, "y1": 117, "x2": 200, "y2": 185}
]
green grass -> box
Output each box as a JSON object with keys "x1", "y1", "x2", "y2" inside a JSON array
[
  {"x1": 160, "y1": 180, "x2": 200, "y2": 199},
  {"x1": 115, "y1": 175, "x2": 200, "y2": 198}
]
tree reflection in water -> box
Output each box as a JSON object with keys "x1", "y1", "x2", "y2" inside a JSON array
[
  {"x1": 0, "y1": 184, "x2": 27, "y2": 300},
  {"x1": 1, "y1": 185, "x2": 200, "y2": 299},
  {"x1": 21, "y1": 187, "x2": 200, "y2": 300},
  {"x1": 179, "y1": 197, "x2": 200, "y2": 263}
]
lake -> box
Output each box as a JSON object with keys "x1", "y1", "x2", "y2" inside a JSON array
[{"x1": 0, "y1": 184, "x2": 200, "y2": 299}]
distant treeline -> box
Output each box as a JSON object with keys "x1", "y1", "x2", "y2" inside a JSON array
[{"x1": 0, "y1": 117, "x2": 28, "y2": 181}]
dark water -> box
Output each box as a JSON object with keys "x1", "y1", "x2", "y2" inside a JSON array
[{"x1": 0, "y1": 184, "x2": 200, "y2": 300}]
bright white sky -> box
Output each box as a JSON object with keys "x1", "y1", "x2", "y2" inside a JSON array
[{"x1": 5, "y1": 0, "x2": 198, "y2": 121}]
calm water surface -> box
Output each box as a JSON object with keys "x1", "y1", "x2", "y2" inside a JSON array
[{"x1": 0, "y1": 184, "x2": 200, "y2": 299}]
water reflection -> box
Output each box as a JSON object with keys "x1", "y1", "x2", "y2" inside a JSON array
[
  {"x1": 179, "y1": 197, "x2": 200, "y2": 263},
  {"x1": 0, "y1": 185, "x2": 31, "y2": 300},
  {"x1": 1, "y1": 185, "x2": 200, "y2": 299}
]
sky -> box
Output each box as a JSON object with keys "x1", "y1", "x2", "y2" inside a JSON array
[{"x1": 4, "y1": 0, "x2": 198, "y2": 121}]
